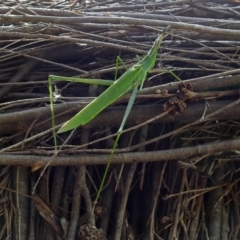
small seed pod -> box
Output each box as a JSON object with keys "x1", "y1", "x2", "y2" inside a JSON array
[
  {"x1": 79, "y1": 231, "x2": 86, "y2": 238},
  {"x1": 186, "y1": 83, "x2": 193, "y2": 91},
  {"x1": 178, "y1": 83, "x2": 187, "y2": 92},
  {"x1": 162, "y1": 89, "x2": 168, "y2": 96},
  {"x1": 89, "y1": 235, "x2": 98, "y2": 240},
  {"x1": 94, "y1": 202, "x2": 107, "y2": 219},
  {"x1": 79, "y1": 224, "x2": 106, "y2": 240},
  {"x1": 173, "y1": 97, "x2": 179, "y2": 103}
]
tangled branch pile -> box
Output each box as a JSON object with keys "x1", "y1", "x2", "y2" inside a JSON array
[{"x1": 1, "y1": 0, "x2": 240, "y2": 239}]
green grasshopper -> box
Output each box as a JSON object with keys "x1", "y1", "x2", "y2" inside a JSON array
[{"x1": 48, "y1": 30, "x2": 169, "y2": 202}]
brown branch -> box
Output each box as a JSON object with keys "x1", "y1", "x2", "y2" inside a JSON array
[
  {"x1": 1, "y1": 137, "x2": 240, "y2": 166},
  {"x1": 91, "y1": 11, "x2": 240, "y2": 30},
  {"x1": 1, "y1": 15, "x2": 240, "y2": 39},
  {"x1": 0, "y1": 32, "x2": 146, "y2": 55},
  {"x1": 142, "y1": 71, "x2": 240, "y2": 94},
  {"x1": 1, "y1": 100, "x2": 239, "y2": 136}
]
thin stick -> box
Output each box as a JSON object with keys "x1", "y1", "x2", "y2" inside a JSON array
[{"x1": 94, "y1": 85, "x2": 138, "y2": 203}]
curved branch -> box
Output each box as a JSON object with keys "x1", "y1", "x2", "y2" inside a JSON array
[{"x1": 1, "y1": 137, "x2": 240, "y2": 166}]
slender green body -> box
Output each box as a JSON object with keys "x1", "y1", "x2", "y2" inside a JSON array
[
  {"x1": 57, "y1": 34, "x2": 165, "y2": 133},
  {"x1": 48, "y1": 31, "x2": 168, "y2": 203}
]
